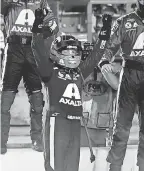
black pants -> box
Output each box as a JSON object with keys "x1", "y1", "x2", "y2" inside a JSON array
[
  {"x1": 2, "y1": 44, "x2": 42, "y2": 93},
  {"x1": 1, "y1": 43, "x2": 43, "y2": 144},
  {"x1": 107, "y1": 68, "x2": 144, "y2": 167},
  {"x1": 44, "y1": 114, "x2": 81, "y2": 171}
]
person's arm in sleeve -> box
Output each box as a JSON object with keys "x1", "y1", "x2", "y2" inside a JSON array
[
  {"x1": 98, "y1": 17, "x2": 125, "y2": 71},
  {"x1": 31, "y1": 0, "x2": 59, "y2": 82},
  {"x1": 98, "y1": 17, "x2": 125, "y2": 90},
  {"x1": 32, "y1": 0, "x2": 59, "y2": 39},
  {"x1": 79, "y1": 14, "x2": 112, "y2": 79},
  {"x1": 41, "y1": 0, "x2": 59, "y2": 39},
  {"x1": 31, "y1": 34, "x2": 53, "y2": 83}
]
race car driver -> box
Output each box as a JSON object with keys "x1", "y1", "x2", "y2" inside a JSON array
[
  {"x1": 98, "y1": 0, "x2": 144, "y2": 170},
  {"x1": 0, "y1": 0, "x2": 58, "y2": 154},
  {"x1": 31, "y1": 14, "x2": 112, "y2": 171}
]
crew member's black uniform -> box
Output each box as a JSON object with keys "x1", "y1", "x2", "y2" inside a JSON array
[
  {"x1": 0, "y1": 0, "x2": 56, "y2": 154},
  {"x1": 99, "y1": 1, "x2": 144, "y2": 170}
]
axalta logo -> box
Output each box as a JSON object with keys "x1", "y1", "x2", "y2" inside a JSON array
[
  {"x1": 11, "y1": 9, "x2": 35, "y2": 33},
  {"x1": 11, "y1": 25, "x2": 32, "y2": 33},
  {"x1": 130, "y1": 32, "x2": 144, "y2": 57},
  {"x1": 130, "y1": 50, "x2": 144, "y2": 57},
  {"x1": 59, "y1": 83, "x2": 82, "y2": 106}
]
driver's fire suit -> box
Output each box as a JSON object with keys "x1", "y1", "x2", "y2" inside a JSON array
[{"x1": 99, "y1": 11, "x2": 144, "y2": 168}]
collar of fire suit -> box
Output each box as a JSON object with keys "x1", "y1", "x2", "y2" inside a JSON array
[{"x1": 54, "y1": 63, "x2": 80, "y2": 75}]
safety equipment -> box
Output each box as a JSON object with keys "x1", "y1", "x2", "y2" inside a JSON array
[
  {"x1": 81, "y1": 116, "x2": 95, "y2": 163},
  {"x1": 99, "y1": 14, "x2": 112, "y2": 41},
  {"x1": 31, "y1": 8, "x2": 47, "y2": 33},
  {"x1": 32, "y1": 0, "x2": 59, "y2": 38},
  {"x1": 50, "y1": 35, "x2": 83, "y2": 68},
  {"x1": 32, "y1": 7, "x2": 59, "y2": 38}
]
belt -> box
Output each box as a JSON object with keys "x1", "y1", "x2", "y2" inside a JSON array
[
  {"x1": 124, "y1": 59, "x2": 144, "y2": 71},
  {"x1": 113, "y1": 59, "x2": 144, "y2": 71},
  {"x1": 7, "y1": 35, "x2": 32, "y2": 45}
]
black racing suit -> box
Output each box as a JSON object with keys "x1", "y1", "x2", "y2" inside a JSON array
[
  {"x1": 31, "y1": 32, "x2": 105, "y2": 171},
  {"x1": 0, "y1": 0, "x2": 54, "y2": 148},
  {"x1": 99, "y1": 11, "x2": 144, "y2": 168}
]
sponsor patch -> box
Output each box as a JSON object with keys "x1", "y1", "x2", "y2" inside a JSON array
[
  {"x1": 11, "y1": 25, "x2": 32, "y2": 33},
  {"x1": 125, "y1": 22, "x2": 132, "y2": 29},
  {"x1": 130, "y1": 50, "x2": 144, "y2": 57},
  {"x1": 133, "y1": 22, "x2": 138, "y2": 28},
  {"x1": 111, "y1": 20, "x2": 119, "y2": 35},
  {"x1": 127, "y1": 18, "x2": 135, "y2": 22},
  {"x1": 59, "y1": 83, "x2": 82, "y2": 107}
]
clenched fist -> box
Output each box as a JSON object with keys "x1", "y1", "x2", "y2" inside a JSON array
[
  {"x1": 101, "y1": 63, "x2": 113, "y2": 73},
  {"x1": 101, "y1": 63, "x2": 120, "y2": 90},
  {"x1": 99, "y1": 14, "x2": 112, "y2": 41},
  {"x1": 32, "y1": 8, "x2": 59, "y2": 38},
  {"x1": 31, "y1": 8, "x2": 47, "y2": 33}
]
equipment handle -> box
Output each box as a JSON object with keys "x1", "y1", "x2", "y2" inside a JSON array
[{"x1": 81, "y1": 116, "x2": 96, "y2": 163}]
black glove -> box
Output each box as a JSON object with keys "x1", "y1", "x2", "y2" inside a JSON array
[
  {"x1": 32, "y1": 8, "x2": 59, "y2": 38},
  {"x1": 99, "y1": 14, "x2": 112, "y2": 41},
  {"x1": 31, "y1": 8, "x2": 48, "y2": 33},
  {"x1": 102, "y1": 14, "x2": 112, "y2": 27},
  {"x1": 42, "y1": 12, "x2": 59, "y2": 39}
]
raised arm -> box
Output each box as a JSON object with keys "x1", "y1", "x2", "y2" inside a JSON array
[
  {"x1": 80, "y1": 14, "x2": 112, "y2": 79},
  {"x1": 98, "y1": 17, "x2": 125, "y2": 68},
  {"x1": 32, "y1": 0, "x2": 59, "y2": 39},
  {"x1": 31, "y1": 0, "x2": 59, "y2": 83},
  {"x1": 32, "y1": 34, "x2": 54, "y2": 83},
  {"x1": 98, "y1": 17, "x2": 125, "y2": 90}
]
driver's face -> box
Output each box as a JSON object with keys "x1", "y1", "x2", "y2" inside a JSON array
[{"x1": 61, "y1": 49, "x2": 82, "y2": 68}]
